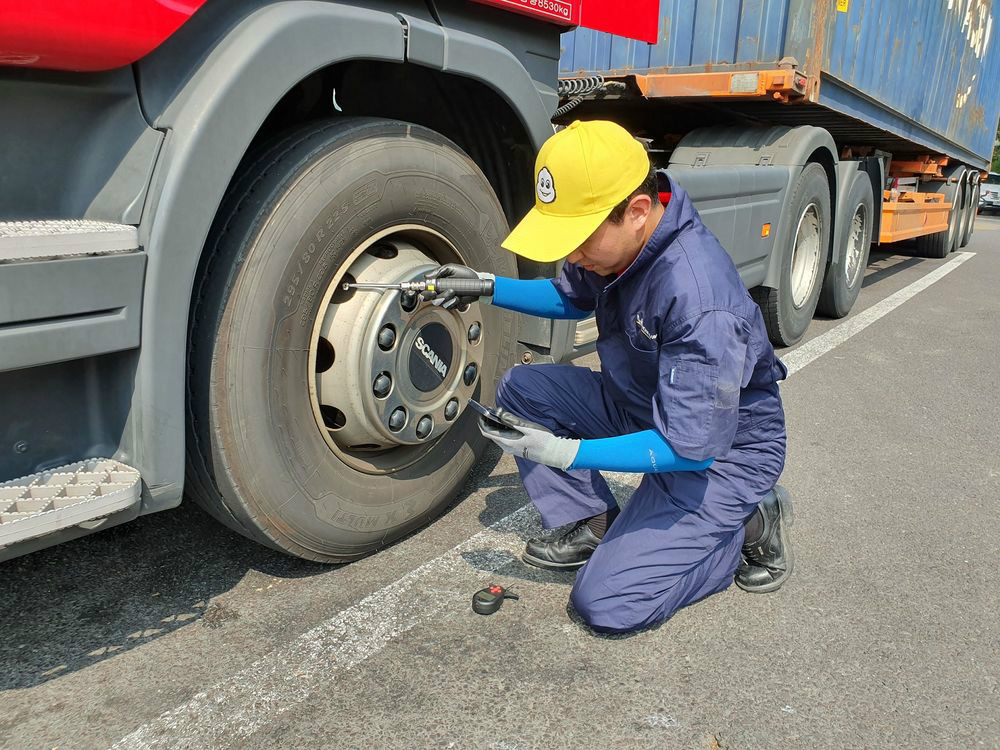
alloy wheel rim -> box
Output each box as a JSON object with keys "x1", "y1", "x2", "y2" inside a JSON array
[
  {"x1": 307, "y1": 226, "x2": 484, "y2": 475},
  {"x1": 844, "y1": 204, "x2": 867, "y2": 289},
  {"x1": 790, "y1": 202, "x2": 822, "y2": 309}
]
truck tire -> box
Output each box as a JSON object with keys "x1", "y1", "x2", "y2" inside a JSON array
[
  {"x1": 752, "y1": 163, "x2": 831, "y2": 347},
  {"x1": 913, "y1": 181, "x2": 960, "y2": 258},
  {"x1": 817, "y1": 170, "x2": 874, "y2": 318},
  {"x1": 186, "y1": 117, "x2": 518, "y2": 562}
]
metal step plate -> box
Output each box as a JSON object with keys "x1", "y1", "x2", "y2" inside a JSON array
[
  {"x1": 0, "y1": 459, "x2": 141, "y2": 547},
  {"x1": 0, "y1": 220, "x2": 139, "y2": 264}
]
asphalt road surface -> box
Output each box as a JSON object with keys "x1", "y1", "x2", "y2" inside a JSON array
[{"x1": 3, "y1": 217, "x2": 999, "y2": 750}]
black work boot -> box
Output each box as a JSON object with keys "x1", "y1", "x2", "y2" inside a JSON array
[
  {"x1": 735, "y1": 485, "x2": 794, "y2": 593},
  {"x1": 522, "y1": 520, "x2": 601, "y2": 570}
]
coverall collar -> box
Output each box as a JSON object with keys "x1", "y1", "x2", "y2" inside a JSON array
[{"x1": 601, "y1": 174, "x2": 690, "y2": 294}]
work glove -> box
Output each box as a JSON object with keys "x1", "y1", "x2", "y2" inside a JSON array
[
  {"x1": 421, "y1": 264, "x2": 495, "y2": 309},
  {"x1": 478, "y1": 409, "x2": 580, "y2": 471}
]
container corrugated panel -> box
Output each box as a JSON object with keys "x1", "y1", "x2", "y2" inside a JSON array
[{"x1": 560, "y1": 0, "x2": 1000, "y2": 168}]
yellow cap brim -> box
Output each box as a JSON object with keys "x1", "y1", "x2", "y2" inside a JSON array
[{"x1": 500, "y1": 205, "x2": 611, "y2": 263}]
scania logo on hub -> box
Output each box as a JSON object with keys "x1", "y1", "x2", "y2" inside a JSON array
[
  {"x1": 415, "y1": 336, "x2": 447, "y2": 379},
  {"x1": 408, "y1": 323, "x2": 453, "y2": 393}
]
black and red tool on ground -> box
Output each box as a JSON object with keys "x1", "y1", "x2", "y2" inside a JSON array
[{"x1": 472, "y1": 584, "x2": 519, "y2": 615}]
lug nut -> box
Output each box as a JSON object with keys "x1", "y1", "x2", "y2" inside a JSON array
[
  {"x1": 400, "y1": 291, "x2": 418, "y2": 312},
  {"x1": 468, "y1": 322, "x2": 481, "y2": 343},
  {"x1": 388, "y1": 407, "x2": 407, "y2": 432},
  {"x1": 378, "y1": 325, "x2": 396, "y2": 351},
  {"x1": 463, "y1": 363, "x2": 478, "y2": 386},
  {"x1": 373, "y1": 373, "x2": 392, "y2": 398},
  {"x1": 415, "y1": 416, "x2": 433, "y2": 439},
  {"x1": 444, "y1": 398, "x2": 459, "y2": 421}
]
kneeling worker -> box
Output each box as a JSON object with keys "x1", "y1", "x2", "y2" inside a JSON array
[{"x1": 422, "y1": 120, "x2": 792, "y2": 634}]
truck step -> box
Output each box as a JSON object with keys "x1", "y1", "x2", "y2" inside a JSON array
[
  {"x1": 0, "y1": 459, "x2": 141, "y2": 547},
  {"x1": 0, "y1": 220, "x2": 139, "y2": 264}
]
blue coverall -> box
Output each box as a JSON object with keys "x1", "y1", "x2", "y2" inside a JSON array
[{"x1": 494, "y1": 175, "x2": 788, "y2": 633}]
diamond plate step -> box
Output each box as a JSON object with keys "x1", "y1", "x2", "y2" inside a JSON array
[
  {"x1": 0, "y1": 220, "x2": 139, "y2": 264},
  {"x1": 0, "y1": 459, "x2": 141, "y2": 547}
]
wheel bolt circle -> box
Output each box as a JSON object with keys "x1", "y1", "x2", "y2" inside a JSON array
[
  {"x1": 373, "y1": 373, "x2": 392, "y2": 398},
  {"x1": 378, "y1": 325, "x2": 396, "y2": 351},
  {"x1": 388, "y1": 407, "x2": 407, "y2": 432},
  {"x1": 444, "y1": 398, "x2": 459, "y2": 421},
  {"x1": 463, "y1": 363, "x2": 478, "y2": 386},
  {"x1": 468, "y1": 322, "x2": 481, "y2": 343},
  {"x1": 415, "y1": 416, "x2": 433, "y2": 439}
]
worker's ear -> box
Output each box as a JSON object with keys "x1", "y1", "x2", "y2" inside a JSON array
[{"x1": 625, "y1": 193, "x2": 653, "y2": 229}]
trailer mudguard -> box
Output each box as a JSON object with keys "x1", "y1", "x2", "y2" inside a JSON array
[
  {"x1": 132, "y1": 2, "x2": 556, "y2": 507},
  {"x1": 669, "y1": 125, "x2": 838, "y2": 289}
]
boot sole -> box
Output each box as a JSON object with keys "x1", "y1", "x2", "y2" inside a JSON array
[
  {"x1": 735, "y1": 484, "x2": 795, "y2": 594},
  {"x1": 521, "y1": 551, "x2": 590, "y2": 570}
]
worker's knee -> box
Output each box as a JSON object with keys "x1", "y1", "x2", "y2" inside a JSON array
[
  {"x1": 494, "y1": 367, "x2": 516, "y2": 409},
  {"x1": 495, "y1": 365, "x2": 535, "y2": 411},
  {"x1": 569, "y1": 578, "x2": 665, "y2": 635}
]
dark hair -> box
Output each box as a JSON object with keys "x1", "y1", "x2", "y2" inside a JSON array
[{"x1": 606, "y1": 167, "x2": 659, "y2": 224}]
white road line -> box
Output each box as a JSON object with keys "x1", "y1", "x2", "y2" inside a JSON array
[
  {"x1": 782, "y1": 251, "x2": 975, "y2": 377},
  {"x1": 112, "y1": 501, "x2": 541, "y2": 749},
  {"x1": 112, "y1": 250, "x2": 976, "y2": 749}
]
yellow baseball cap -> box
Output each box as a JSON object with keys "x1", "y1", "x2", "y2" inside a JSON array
[{"x1": 501, "y1": 120, "x2": 650, "y2": 263}]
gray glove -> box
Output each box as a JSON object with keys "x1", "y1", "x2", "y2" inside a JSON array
[
  {"x1": 421, "y1": 264, "x2": 495, "y2": 309},
  {"x1": 478, "y1": 408, "x2": 580, "y2": 471}
]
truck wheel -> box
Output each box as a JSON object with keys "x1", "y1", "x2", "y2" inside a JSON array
[
  {"x1": 186, "y1": 117, "x2": 517, "y2": 562},
  {"x1": 752, "y1": 163, "x2": 831, "y2": 347},
  {"x1": 913, "y1": 181, "x2": 960, "y2": 258},
  {"x1": 817, "y1": 171, "x2": 873, "y2": 318},
  {"x1": 959, "y1": 181, "x2": 977, "y2": 248}
]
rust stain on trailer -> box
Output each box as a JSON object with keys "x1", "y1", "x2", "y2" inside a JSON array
[
  {"x1": 967, "y1": 102, "x2": 986, "y2": 130},
  {"x1": 805, "y1": 0, "x2": 833, "y2": 102}
]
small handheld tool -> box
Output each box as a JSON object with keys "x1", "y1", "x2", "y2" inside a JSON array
[
  {"x1": 472, "y1": 584, "x2": 519, "y2": 615},
  {"x1": 343, "y1": 278, "x2": 494, "y2": 296},
  {"x1": 467, "y1": 399, "x2": 517, "y2": 430}
]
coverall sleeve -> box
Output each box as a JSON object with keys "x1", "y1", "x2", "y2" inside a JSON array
[
  {"x1": 491, "y1": 277, "x2": 591, "y2": 319},
  {"x1": 550, "y1": 261, "x2": 599, "y2": 312},
  {"x1": 652, "y1": 310, "x2": 752, "y2": 461}
]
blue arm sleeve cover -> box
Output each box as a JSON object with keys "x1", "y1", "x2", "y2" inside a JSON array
[
  {"x1": 569, "y1": 430, "x2": 714, "y2": 473},
  {"x1": 490, "y1": 277, "x2": 591, "y2": 320}
]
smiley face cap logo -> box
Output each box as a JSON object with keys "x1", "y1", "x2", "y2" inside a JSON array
[{"x1": 536, "y1": 166, "x2": 556, "y2": 204}]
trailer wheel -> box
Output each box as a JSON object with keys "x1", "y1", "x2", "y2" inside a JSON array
[
  {"x1": 752, "y1": 163, "x2": 831, "y2": 347},
  {"x1": 959, "y1": 181, "x2": 977, "y2": 248},
  {"x1": 913, "y1": 181, "x2": 961, "y2": 259},
  {"x1": 817, "y1": 171, "x2": 873, "y2": 318},
  {"x1": 186, "y1": 117, "x2": 517, "y2": 562}
]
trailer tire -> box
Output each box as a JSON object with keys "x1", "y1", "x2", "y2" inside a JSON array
[
  {"x1": 959, "y1": 181, "x2": 977, "y2": 248},
  {"x1": 752, "y1": 163, "x2": 831, "y2": 347},
  {"x1": 913, "y1": 181, "x2": 961, "y2": 258},
  {"x1": 186, "y1": 117, "x2": 517, "y2": 562},
  {"x1": 817, "y1": 171, "x2": 873, "y2": 318}
]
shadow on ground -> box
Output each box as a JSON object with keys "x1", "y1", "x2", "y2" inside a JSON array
[
  {"x1": 0, "y1": 448, "x2": 509, "y2": 690},
  {"x1": 0, "y1": 500, "x2": 329, "y2": 689}
]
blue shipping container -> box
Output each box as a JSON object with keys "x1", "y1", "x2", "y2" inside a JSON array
[{"x1": 560, "y1": 0, "x2": 1000, "y2": 168}]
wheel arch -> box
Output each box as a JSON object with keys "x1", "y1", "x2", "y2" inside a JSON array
[{"x1": 131, "y1": 1, "x2": 554, "y2": 504}]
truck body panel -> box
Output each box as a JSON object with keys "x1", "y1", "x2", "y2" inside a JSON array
[
  {"x1": 0, "y1": 0, "x2": 657, "y2": 72},
  {"x1": 560, "y1": 0, "x2": 1000, "y2": 169}
]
